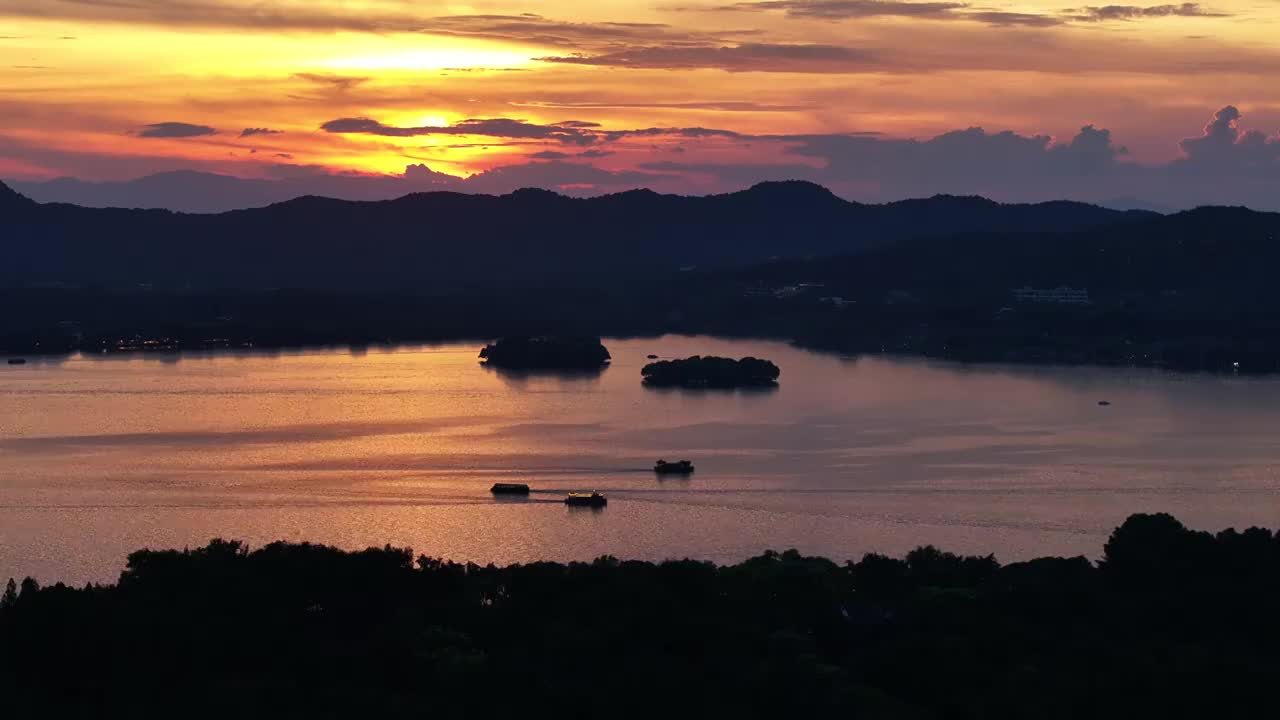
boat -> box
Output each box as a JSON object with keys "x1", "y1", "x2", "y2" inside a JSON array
[
  {"x1": 654, "y1": 459, "x2": 695, "y2": 475},
  {"x1": 1098, "y1": 400, "x2": 1112, "y2": 407},
  {"x1": 565, "y1": 492, "x2": 607, "y2": 508},
  {"x1": 6, "y1": 358, "x2": 26, "y2": 365},
  {"x1": 491, "y1": 483, "x2": 531, "y2": 495},
  {"x1": 647, "y1": 354, "x2": 659, "y2": 359}
]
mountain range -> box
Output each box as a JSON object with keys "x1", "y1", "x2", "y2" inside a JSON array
[{"x1": 2, "y1": 179, "x2": 1157, "y2": 292}]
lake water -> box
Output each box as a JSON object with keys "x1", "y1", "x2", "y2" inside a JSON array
[{"x1": 3, "y1": 336, "x2": 1279, "y2": 584}]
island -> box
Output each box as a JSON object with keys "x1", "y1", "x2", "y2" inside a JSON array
[
  {"x1": 641, "y1": 355, "x2": 780, "y2": 388},
  {"x1": 478, "y1": 336, "x2": 611, "y2": 371}
]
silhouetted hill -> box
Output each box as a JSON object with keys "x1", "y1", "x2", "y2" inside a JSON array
[
  {"x1": 739, "y1": 202, "x2": 1280, "y2": 304},
  {"x1": 0, "y1": 181, "x2": 32, "y2": 211},
  {"x1": 0, "y1": 182, "x2": 1156, "y2": 291},
  {"x1": 10, "y1": 168, "x2": 463, "y2": 213}
]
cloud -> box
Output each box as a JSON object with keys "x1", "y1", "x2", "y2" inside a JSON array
[
  {"x1": 321, "y1": 117, "x2": 601, "y2": 145},
  {"x1": 1067, "y1": 4, "x2": 1229, "y2": 21},
  {"x1": 292, "y1": 73, "x2": 371, "y2": 92},
  {"x1": 782, "y1": 123, "x2": 1129, "y2": 190},
  {"x1": 600, "y1": 127, "x2": 745, "y2": 142},
  {"x1": 321, "y1": 116, "x2": 751, "y2": 146},
  {"x1": 1176, "y1": 105, "x2": 1280, "y2": 172},
  {"x1": 714, "y1": 1, "x2": 1068, "y2": 25},
  {"x1": 0, "y1": 3, "x2": 754, "y2": 49},
  {"x1": 240, "y1": 127, "x2": 283, "y2": 138},
  {"x1": 531, "y1": 149, "x2": 619, "y2": 160},
  {"x1": 965, "y1": 11, "x2": 1064, "y2": 27},
  {"x1": 420, "y1": 13, "x2": 739, "y2": 48},
  {"x1": 717, "y1": 1, "x2": 966, "y2": 19},
  {"x1": 715, "y1": 1, "x2": 1227, "y2": 26},
  {"x1": 512, "y1": 100, "x2": 814, "y2": 112},
  {"x1": 11, "y1": 105, "x2": 1280, "y2": 212},
  {"x1": 538, "y1": 43, "x2": 878, "y2": 73},
  {"x1": 137, "y1": 122, "x2": 217, "y2": 138}
]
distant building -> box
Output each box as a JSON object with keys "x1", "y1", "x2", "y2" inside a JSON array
[
  {"x1": 743, "y1": 282, "x2": 827, "y2": 300},
  {"x1": 1012, "y1": 286, "x2": 1090, "y2": 305}
]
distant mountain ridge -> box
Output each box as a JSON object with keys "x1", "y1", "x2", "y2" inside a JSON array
[
  {"x1": 9, "y1": 169, "x2": 462, "y2": 214},
  {"x1": 1, "y1": 179, "x2": 1162, "y2": 291},
  {"x1": 0, "y1": 180, "x2": 34, "y2": 209}
]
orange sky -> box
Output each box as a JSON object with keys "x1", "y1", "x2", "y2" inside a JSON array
[{"x1": 2, "y1": 0, "x2": 1279, "y2": 198}]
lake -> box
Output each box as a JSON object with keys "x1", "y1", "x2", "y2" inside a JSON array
[{"x1": 3, "y1": 336, "x2": 1279, "y2": 584}]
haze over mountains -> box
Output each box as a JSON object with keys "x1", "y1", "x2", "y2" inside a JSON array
[
  {"x1": 2, "y1": 179, "x2": 1161, "y2": 292},
  {"x1": 0, "y1": 166, "x2": 1196, "y2": 216},
  {"x1": 7, "y1": 105, "x2": 1279, "y2": 214}
]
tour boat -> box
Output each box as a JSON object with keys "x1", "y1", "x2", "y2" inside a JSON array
[
  {"x1": 565, "y1": 492, "x2": 607, "y2": 508},
  {"x1": 654, "y1": 459, "x2": 695, "y2": 475}
]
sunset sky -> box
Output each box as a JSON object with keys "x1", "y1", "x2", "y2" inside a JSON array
[{"x1": 3, "y1": 0, "x2": 1279, "y2": 206}]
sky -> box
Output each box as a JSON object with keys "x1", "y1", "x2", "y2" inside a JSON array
[{"x1": 2, "y1": 0, "x2": 1280, "y2": 208}]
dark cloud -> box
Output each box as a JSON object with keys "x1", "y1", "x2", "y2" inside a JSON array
[
  {"x1": 784, "y1": 123, "x2": 1128, "y2": 187},
  {"x1": 1067, "y1": 3, "x2": 1229, "y2": 21},
  {"x1": 240, "y1": 127, "x2": 283, "y2": 138},
  {"x1": 513, "y1": 100, "x2": 814, "y2": 112},
  {"x1": 538, "y1": 43, "x2": 877, "y2": 73},
  {"x1": 717, "y1": 0, "x2": 1231, "y2": 26},
  {"x1": 966, "y1": 11, "x2": 1065, "y2": 26},
  {"x1": 421, "y1": 13, "x2": 732, "y2": 48},
  {"x1": 1176, "y1": 105, "x2": 1280, "y2": 172},
  {"x1": 292, "y1": 73, "x2": 370, "y2": 92},
  {"x1": 11, "y1": 106, "x2": 1280, "y2": 212},
  {"x1": 717, "y1": 1, "x2": 966, "y2": 19},
  {"x1": 714, "y1": 1, "x2": 1067, "y2": 25},
  {"x1": 0, "y1": 3, "x2": 753, "y2": 50},
  {"x1": 138, "y1": 122, "x2": 217, "y2": 138},
  {"x1": 321, "y1": 117, "x2": 749, "y2": 146},
  {"x1": 600, "y1": 127, "x2": 745, "y2": 142},
  {"x1": 531, "y1": 149, "x2": 618, "y2": 160},
  {"x1": 321, "y1": 117, "x2": 600, "y2": 146},
  {"x1": 0, "y1": 0, "x2": 411, "y2": 33}
]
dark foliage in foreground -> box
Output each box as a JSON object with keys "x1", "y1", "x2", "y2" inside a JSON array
[
  {"x1": 641, "y1": 355, "x2": 781, "y2": 388},
  {"x1": 479, "y1": 336, "x2": 612, "y2": 370},
  {"x1": 4, "y1": 514, "x2": 1279, "y2": 718}
]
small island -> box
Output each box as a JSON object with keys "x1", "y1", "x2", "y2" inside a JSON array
[
  {"x1": 479, "y1": 336, "x2": 612, "y2": 370},
  {"x1": 641, "y1": 355, "x2": 780, "y2": 389}
]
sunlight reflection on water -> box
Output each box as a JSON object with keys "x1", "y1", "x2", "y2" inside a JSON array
[{"x1": 3, "y1": 336, "x2": 1280, "y2": 583}]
